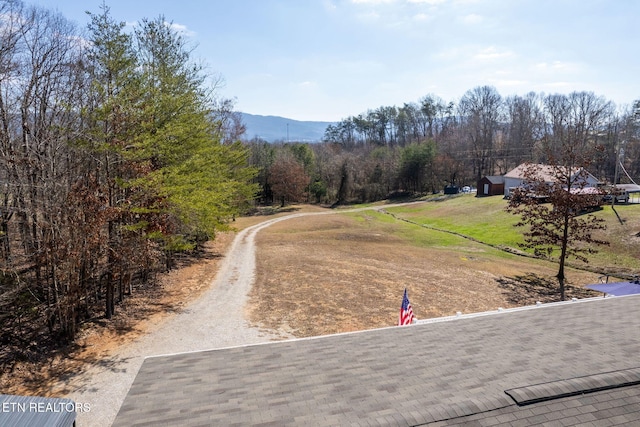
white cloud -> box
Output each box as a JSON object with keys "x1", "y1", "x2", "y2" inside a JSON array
[
  {"x1": 122, "y1": 20, "x2": 196, "y2": 38},
  {"x1": 166, "y1": 22, "x2": 196, "y2": 38},
  {"x1": 407, "y1": 0, "x2": 449, "y2": 4},
  {"x1": 536, "y1": 61, "x2": 574, "y2": 71},
  {"x1": 540, "y1": 81, "x2": 573, "y2": 89},
  {"x1": 534, "y1": 61, "x2": 583, "y2": 81},
  {"x1": 491, "y1": 79, "x2": 528, "y2": 87},
  {"x1": 356, "y1": 10, "x2": 381, "y2": 21},
  {"x1": 323, "y1": 0, "x2": 338, "y2": 11},
  {"x1": 351, "y1": 0, "x2": 396, "y2": 3},
  {"x1": 434, "y1": 47, "x2": 463, "y2": 60},
  {"x1": 474, "y1": 46, "x2": 513, "y2": 60},
  {"x1": 413, "y1": 13, "x2": 433, "y2": 21},
  {"x1": 351, "y1": 0, "x2": 449, "y2": 5},
  {"x1": 460, "y1": 13, "x2": 483, "y2": 24}
]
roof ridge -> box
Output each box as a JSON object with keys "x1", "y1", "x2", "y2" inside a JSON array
[{"x1": 504, "y1": 366, "x2": 640, "y2": 406}]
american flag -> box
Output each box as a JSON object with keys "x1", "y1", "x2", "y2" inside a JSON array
[{"x1": 398, "y1": 288, "x2": 415, "y2": 326}]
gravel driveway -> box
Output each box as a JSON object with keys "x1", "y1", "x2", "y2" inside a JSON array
[
  {"x1": 63, "y1": 214, "x2": 308, "y2": 427},
  {"x1": 63, "y1": 206, "x2": 408, "y2": 426}
]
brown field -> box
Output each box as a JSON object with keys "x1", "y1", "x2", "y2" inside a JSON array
[{"x1": 247, "y1": 207, "x2": 602, "y2": 337}]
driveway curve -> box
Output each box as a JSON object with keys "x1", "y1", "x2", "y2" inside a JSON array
[{"x1": 63, "y1": 206, "x2": 409, "y2": 426}]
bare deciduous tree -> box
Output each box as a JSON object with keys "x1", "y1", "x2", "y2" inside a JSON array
[
  {"x1": 506, "y1": 163, "x2": 608, "y2": 301},
  {"x1": 459, "y1": 86, "x2": 503, "y2": 184},
  {"x1": 268, "y1": 154, "x2": 310, "y2": 207}
]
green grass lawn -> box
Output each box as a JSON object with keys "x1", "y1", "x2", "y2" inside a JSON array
[
  {"x1": 386, "y1": 195, "x2": 524, "y2": 249},
  {"x1": 375, "y1": 194, "x2": 640, "y2": 277},
  {"x1": 585, "y1": 204, "x2": 640, "y2": 272},
  {"x1": 347, "y1": 209, "x2": 473, "y2": 249}
]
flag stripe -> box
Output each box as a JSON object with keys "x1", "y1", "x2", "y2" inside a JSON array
[{"x1": 398, "y1": 288, "x2": 415, "y2": 326}]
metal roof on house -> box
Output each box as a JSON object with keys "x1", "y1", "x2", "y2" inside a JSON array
[
  {"x1": 504, "y1": 163, "x2": 600, "y2": 184},
  {"x1": 113, "y1": 295, "x2": 640, "y2": 426},
  {"x1": 0, "y1": 394, "x2": 77, "y2": 427},
  {"x1": 616, "y1": 184, "x2": 640, "y2": 194},
  {"x1": 482, "y1": 175, "x2": 504, "y2": 184}
]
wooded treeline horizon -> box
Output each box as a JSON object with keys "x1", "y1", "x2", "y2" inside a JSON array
[
  {"x1": 247, "y1": 88, "x2": 639, "y2": 206},
  {"x1": 1, "y1": 0, "x2": 639, "y2": 370}
]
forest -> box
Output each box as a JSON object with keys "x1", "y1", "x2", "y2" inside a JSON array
[
  {"x1": 247, "y1": 89, "x2": 639, "y2": 206},
  {"x1": 1, "y1": 0, "x2": 639, "y2": 370},
  {"x1": 0, "y1": 0, "x2": 254, "y2": 365}
]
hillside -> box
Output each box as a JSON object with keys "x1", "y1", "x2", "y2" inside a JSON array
[{"x1": 240, "y1": 112, "x2": 334, "y2": 142}]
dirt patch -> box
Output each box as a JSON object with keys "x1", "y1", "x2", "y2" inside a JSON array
[
  {"x1": 497, "y1": 273, "x2": 600, "y2": 305},
  {"x1": 247, "y1": 213, "x2": 602, "y2": 337}
]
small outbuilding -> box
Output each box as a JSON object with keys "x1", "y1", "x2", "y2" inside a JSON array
[{"x1": 477, "y1": 176, "x2": 504, "y2": 196}]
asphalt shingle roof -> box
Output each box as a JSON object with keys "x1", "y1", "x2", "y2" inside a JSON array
[{"x1": 113, "y1": 295, "x2": 640, "y2": 426}]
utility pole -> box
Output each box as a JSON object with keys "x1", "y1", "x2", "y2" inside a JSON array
[
  {"x1": 612, "y1": 141, "x2": 626, "y2": 200},
  {"x1": 287, "y1": 123, "x2": 289, "y2": 143},
  {"x1": 612, "y1": 141, "x2": 620, "y2": 208},
  {"x1": 611, "y1": 139, "x2": 626, "y2": 224}
]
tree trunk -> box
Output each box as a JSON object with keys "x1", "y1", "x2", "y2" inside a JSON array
[
  {"x1": 557, "y1": 215, "x2": 570, "y2": 301},
  {"x1": 556, "y1": 263, "x2": 566, "y2": 302},
  {"x1": 0, "y1": 219, "x2": 10, "y2": 262},
  {"x1": 106, "y1": 220, "x2": 115, "y2": 319},
  {"x1": 105, "y1": 270, "x2": 114, "y2": 320}
]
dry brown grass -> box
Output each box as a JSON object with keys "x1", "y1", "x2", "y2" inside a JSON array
[{"x1": 247, "y1": 211, "x2": 602, "y2": 337}]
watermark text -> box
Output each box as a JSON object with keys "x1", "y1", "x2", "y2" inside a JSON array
[{"x1": 1, "y1": 401, "x2": 91, "y2": 413}]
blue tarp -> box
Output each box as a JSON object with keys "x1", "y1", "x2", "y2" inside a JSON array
[{"x1": 586, "y1": 281, "x2": 640, "y2": 296}]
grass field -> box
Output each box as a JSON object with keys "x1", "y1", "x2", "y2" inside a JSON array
[
  {"x1": 247, "y1": 195, "x2": 639, "y2": 338},
  {"x1": 384, "y1": 194, "x2": 640, "y2": 275}
]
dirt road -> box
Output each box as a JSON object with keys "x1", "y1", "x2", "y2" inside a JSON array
[{"x1": 62, "y1": 213, "x2": 316, "y2": 427}]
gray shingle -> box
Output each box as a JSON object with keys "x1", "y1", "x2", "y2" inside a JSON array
[{"x1": 113, "y1": 295, "x2": 640, "y2": 426}]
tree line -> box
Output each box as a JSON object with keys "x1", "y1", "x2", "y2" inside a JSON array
[
  {"x1": 0, "y1": 0, "x2": 255, "y2": 366},
  {"x1": 247, "y1": 87, "x2": 639, "y2": 206}
]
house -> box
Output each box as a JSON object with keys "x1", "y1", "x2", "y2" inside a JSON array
[
  {"x1": 504, "y1": 163, "x2": 601, "y2": 198},
  {"x1": 113, "y1": 295, "x2": 640, "y2": 426},
  {"x1": 477, "y1": 175, "x2": 504, "y2": 196}
]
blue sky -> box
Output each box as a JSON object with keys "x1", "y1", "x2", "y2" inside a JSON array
[{"x1": 29, "y1": 0, "x2": 640, "y2": 121}]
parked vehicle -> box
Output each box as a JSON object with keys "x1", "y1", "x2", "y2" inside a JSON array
[{"x1": 603, "y1": 189, "x2": 629, "y2": 204}]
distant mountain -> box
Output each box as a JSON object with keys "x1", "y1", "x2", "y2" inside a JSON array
[{"x1": 240, "y1": 112, "x2": 334, "y2": 143}]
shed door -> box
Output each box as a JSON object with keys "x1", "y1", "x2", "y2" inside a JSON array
[{"x1": 484, "y1": 183, "x2": 489, "y2": 195}]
